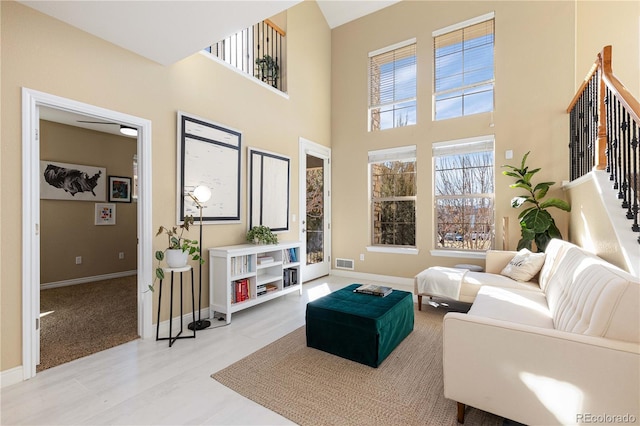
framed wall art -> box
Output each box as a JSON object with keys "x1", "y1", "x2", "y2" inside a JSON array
[
  {"x1": 95, "y1": 203, "x2": 116, "y2": 225},
  {"x1": 108, "y1": 176, "x2": 132, "y2": 203},
  {"x1": 248, "y1": 147, "x2": 290, "y2": 232},
  {"x1": 177, "y1": 111, "x2": 242, "y2": 224},
  {"x1": 40, "y1": 161, "x2": 106, "y2": 201}
]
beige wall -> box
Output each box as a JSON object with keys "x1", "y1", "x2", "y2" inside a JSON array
[
  {"x1": 40, "y1": 121, "x2": 138, "y2": 284},
  {"x1": 331, "y1": 1, "x2": 577, "y2": 277},
  {"x1": 575, "y1": 1, "x2": 640, "y2": 97},
  {"x1": 1, "y1": 0, "x2": 330, "y2": 371}
]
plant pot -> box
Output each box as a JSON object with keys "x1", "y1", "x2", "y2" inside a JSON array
[{"x1": 165, "y1": 249, "x2": 188, "y2": 268}]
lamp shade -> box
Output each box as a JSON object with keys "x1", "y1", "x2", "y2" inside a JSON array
[{"x1": 193, "y1": 185, "x2": 211, "y2": 203}]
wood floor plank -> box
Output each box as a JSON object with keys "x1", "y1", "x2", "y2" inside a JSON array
[{"x1": 1, "y1": 276, "x2": 411, "y2": 425}]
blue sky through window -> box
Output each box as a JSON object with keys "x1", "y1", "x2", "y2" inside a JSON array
[{"x1": 435, "y1": 25, "x2": 494, "y2": 120}]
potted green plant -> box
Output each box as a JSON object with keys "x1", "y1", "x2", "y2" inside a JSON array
[
  {"x1": 255, "y1": 54, "x2": 279, "y2": 86},
  {"x1": 502, "y1": 151, "x2": 571, "y2": 252},
  {"x1": 246, "y1": 225, "x2": 278, "y2": 245},
  {"x1": 150, "y1": 215, "x2": 203, "y2": 291}
]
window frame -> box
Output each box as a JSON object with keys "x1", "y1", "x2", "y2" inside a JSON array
[
  {"x1": 433, "y1": 12, "x2": 495, "y2": 121},
  {"x1": 432, "y1": 135, "x2": 495, "y2": 253},
  {"x1": 367, "y1": 145, "x2": 418, "y2": 252},
  {"x1": 368, "y1": 38, "x2": 417, "y2": 132}
]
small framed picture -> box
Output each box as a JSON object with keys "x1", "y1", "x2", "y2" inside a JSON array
[
  {"x1": 108, "y1": 176, "x2": 132, "y2": 203},
  {"x1": 95, "y1": 203, "x2": 116, "y2": 225}
]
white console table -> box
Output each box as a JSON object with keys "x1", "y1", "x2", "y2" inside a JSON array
[{"x1": 208, "y1": 241, "x2": 303, "y2": 323}]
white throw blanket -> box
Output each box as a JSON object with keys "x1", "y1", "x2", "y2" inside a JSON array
[{"x1": 415, "y1": 267, "x2": 467, "y2": 300}]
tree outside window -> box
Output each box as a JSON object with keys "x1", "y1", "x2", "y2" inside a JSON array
[
  {"x1": 369, "y1": 147, "x2": 417, "y2": 247},
  {"x1": 433, "y1": 137, "x2": 494, "y2": 250}
]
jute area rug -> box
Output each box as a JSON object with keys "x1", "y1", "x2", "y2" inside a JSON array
[{"x1": 212, "y1": 305, "x2": 503, "y2": 426}]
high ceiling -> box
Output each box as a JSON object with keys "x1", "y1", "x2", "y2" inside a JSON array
[
  {"x1": 20, "y1": 1, "x2": 401, "y2": 66},
  {"x1": 24, "y1": 0, "x2": 401, "y2": 135}
]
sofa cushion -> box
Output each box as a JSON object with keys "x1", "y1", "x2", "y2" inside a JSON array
[
  {"x1": 500, "y1": 249, "x2": 546, "y2": 282},
  {"x1": 459, "y1": 272, "x2": 541, "y2": 302},
  {"x1": 544, "y1": 245, "x2": 640, "y2": 342},
  {"x1": 468, "y1": 286, "x2": 554, "y2": 329}
]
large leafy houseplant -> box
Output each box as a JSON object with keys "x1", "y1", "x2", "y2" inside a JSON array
[
  {"x1": 502, "y1": 152, "x2": 571, "y2": 252},
  {"x1": 150, "y1": 215, "x2": 203, "y2": 291}
]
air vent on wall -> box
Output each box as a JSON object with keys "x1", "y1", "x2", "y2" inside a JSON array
[{"x1": 335, "y1": 258, "x2": 354, "y2": 270}]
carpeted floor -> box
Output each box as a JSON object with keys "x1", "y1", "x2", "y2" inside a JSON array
[
  {"x1": 38, "y1": 275, "x2": 139, "y2": 371},
  {"x1": 212, "y1": 304, "x2": 504, "y2": 426}
]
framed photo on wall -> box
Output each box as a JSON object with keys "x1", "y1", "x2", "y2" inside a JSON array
[
  {"x1": 40, "y1": 161, "x2": 106, "y2": 201},
  {"x1": 95, "y1": 203, "x2": 116, "y2": 225},
  {"x1": 108, "y1": 176, "x2": 132, "y2": 203}
]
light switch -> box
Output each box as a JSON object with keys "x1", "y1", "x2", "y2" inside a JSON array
[{"x1": 505, "y1": 150, "x2": 513, "y2": 160}]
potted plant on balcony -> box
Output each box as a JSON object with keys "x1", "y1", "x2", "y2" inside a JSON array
[
  {"x1": 149, "y1": 215, "x2": 203, "y2": 291},
  {"x1": 246, "y1": 225, "x2": 278, "y2": 245},
  {"x1": 255, "y1": 54, "x2": 279, "y2": 87},
  {"x1": 502, "y1": 151, "x2": 571, "y2": 252}
]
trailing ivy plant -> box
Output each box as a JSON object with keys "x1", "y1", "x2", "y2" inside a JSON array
[
  {"x1": 246, "y1": 225, "x2": 278, "y2": 245},
  {"x1": 502, "y1": 152, "x2": 571, "y2": 252}
]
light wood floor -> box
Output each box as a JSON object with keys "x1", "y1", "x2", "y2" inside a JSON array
[{"x1": 1, "y1": 275, "x2": 415, "y2": 425}]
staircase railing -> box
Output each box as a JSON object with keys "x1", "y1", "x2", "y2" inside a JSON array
[
  {"x1": 567, "y1": 45, "x2": 640, "y2": 243},
  {"x1": 205, "y1": 19, "x2": 286, "y2": 92}
]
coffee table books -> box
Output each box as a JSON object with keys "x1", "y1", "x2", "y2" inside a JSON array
[{"x1": 353, "y1": 284, "x2": 393, "y2": 297}]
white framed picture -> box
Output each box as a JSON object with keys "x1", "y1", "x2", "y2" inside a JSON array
[{"x1": 95, "y1": 203, "x2": 116, "y2": 225}]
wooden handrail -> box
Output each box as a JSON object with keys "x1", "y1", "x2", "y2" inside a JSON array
[
  {"x1": 600, "y1": 46, "x2": 640, "y2": 125},
  {"x1": 265, "y1": 19, "x2": 286, "y2": 37},
  {"x1": 567, "y1": 45, "x2": 640, "y2": 171}
]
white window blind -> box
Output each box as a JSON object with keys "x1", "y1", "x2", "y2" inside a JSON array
[
  {"x1": 433, "y1": 14, "x2": 495, "y2": 120},
  {"x1": 368, "y1": 39, "x2": 417, "y2": 131}
]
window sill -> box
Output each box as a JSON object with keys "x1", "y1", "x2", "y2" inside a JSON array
[
  {"x1": 366, "y1": 246, "x2": 419, "y2": 255},
  {"x1": 430, "y1": 250, "x2": 487, "y2": 259}
]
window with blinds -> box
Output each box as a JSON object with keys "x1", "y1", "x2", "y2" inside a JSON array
[
  {"x1": 368, "y1": 39, "x2": 417, "y2": 131},
  {"x1": 433, "y1": 136, "x2": 495, "y2": 251},
  {"x1": 369, "y1": 146, "x2": 417, "y2": 247},
  {"x1": 433, "y1": 13, "x2": 495, "y2": 121}
]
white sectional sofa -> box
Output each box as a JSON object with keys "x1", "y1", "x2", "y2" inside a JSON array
[{"x1": 440, "y1": 239, "x2": 639, "y2": 425}]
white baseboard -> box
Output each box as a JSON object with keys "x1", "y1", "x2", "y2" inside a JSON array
[
  {"x1": 1, "y1": 366, "x2": 24, "y2": 388},
  {"x1": 329, "y1": 269, "x2": 413, "y2": 291},
  {"x1": 41, "y1": 270, "x2": 137, "y2": 290}
]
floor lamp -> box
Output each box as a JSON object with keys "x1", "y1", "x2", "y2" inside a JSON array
[{"x1": 187, "y1": 185, "x2": 212, "y2": 331}]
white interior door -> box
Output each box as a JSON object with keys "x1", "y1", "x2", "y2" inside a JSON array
[{"x1": 299, "y1": 138, "x2": 331, "y2": 282}]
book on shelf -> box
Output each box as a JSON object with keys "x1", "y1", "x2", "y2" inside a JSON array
[
  {"x1": 232, "y1": 278, "x2": 251, "y2": 303},
  {"x1": 257, "y1": 256, "x2": 274, "y2": 265},
  {"x1": 353, "y1": 284, "x2": 392, "y2": 297},
  {"x1": 283, "y1": 267, "x2": 298, "y2": 287}
]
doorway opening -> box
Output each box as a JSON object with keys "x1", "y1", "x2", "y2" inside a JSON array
[
  {"x1": 22, "y1": 88, "x2": 154, "y2": 380},
  {"x1": 299, "y1": 138, "x2": 331, "y2": 282}
]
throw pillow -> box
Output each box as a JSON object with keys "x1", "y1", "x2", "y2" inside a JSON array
[{"x1": 500, "y1": 249, "x2": 546, "y2": 282}]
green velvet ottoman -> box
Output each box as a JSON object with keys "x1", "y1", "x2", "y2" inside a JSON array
[{"x1": 305, "y1": 284, "x2": 414, "y2": 367}]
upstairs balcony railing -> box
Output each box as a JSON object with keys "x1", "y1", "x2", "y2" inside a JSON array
[
  {"x1": 205, "y1": 19, "x2": 286, "y2": 92},
  {"x1": 567, "y1": 45, "x2": 640, "y2": 243}
]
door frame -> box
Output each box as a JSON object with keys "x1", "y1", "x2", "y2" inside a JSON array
[
  {"x1": 298, "y1": 137, "x2": 331, "y2": 282},
  {"x1": 21, "y1": 88, "x2": 154, "y2": 380}
]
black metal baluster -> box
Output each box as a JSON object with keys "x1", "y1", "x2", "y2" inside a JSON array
[
  {"x1": 621, "y1": 111, "x2": 629, "y2": 208},
  {"x1": 617, "y1": 100, "x2": 624, "y2": 198},
  {"x1": 623, "y1": 111, "x2": 631, "y2": 212},
  {"x1": 630, "y1": 121, "x2": 639, "y2": 231},
  {"x1": 605, "y1": 87, "x2": 613, "y2": 177}
]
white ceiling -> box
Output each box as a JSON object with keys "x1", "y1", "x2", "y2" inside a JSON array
[
  {"x1": 20, "y1": 1, "x2": 400, "y2": 66},
  {"x1": 25, "y1": 0, "x2": 400, "y2": 134}
]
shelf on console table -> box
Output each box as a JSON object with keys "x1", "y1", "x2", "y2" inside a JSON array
[{"x1": 208, "y1": 241, "x2": 303, "y2": 324}]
